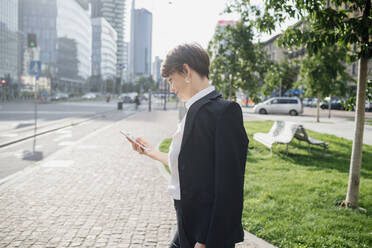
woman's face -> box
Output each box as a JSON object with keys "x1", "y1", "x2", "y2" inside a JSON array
[{"x1": 167, "y1": 72, "x2": 190, "y2": 102}]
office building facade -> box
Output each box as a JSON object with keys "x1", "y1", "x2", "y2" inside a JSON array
[
  {"x1": 92, "y1": 17, "x2": 117, "y2": 80},
  {"x1": 130, "y1": 6, "x2": 152, "y2": 79},
  {"x1": 19, "y1": 0, "x2": 92, "y2": 93},
  {"x1": 0, "y1": 0, "x2": 19, "y2": 83},
  {"x1": 91, "y1": 0, "x2": 127, "y2": 81},
  {"x1": 122, "y1": 41, "x2": 129, "y2": 82},
  {"x1": 152, "y1": 56, "x2": 163, "y2": 83}
]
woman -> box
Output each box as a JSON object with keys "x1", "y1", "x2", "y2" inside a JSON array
[{"x1": 127, "y1": 43, "x2": 249, "y2": 248}]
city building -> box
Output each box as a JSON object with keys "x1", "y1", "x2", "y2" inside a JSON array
[
  {"x1": 122, "y1": 41, "x2": 129, "y2": 82},
  {"x1": 261, "y1": 34, "x2": 288, "y2": 63},
  {"x1": 261, "y1": 21, "x2": 306, "y2": 63},
  {"x1": 152, "y1": 56, "x2": 163, "y2": 83},
  {"x1": 129, "y1": 1, "x2": 152, "y2": 80},
  {"x1": 0, "y1": 0, "x2": 19, "y2": 86},
  {"x1": 91, "y1": 0, "x2": 128, "y2": 82},
  {"x1": 19, "y1": 0, "x2": 92, "y2": 93},
  {"x1": 91, "y1": 17, "x2": 117, "y2": 92},
  {"x1": 92, "y1": 17, "x2": 117, "y2": 80}
]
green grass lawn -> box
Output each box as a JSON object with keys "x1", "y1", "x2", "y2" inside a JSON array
[
  {"x1": 243, "y1": 121, "x2": 372, "y2": 248},
  {"x1": 159, "y1": 121, "x2": 372, "y2": 248},
  {"x1": 159, "y1": 138, "x2": 172, "y2": 173}
]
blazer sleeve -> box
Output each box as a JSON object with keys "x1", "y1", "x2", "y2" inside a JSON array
[{"x1": 205, "y1": 102, "x2": 249, "y2": 247}]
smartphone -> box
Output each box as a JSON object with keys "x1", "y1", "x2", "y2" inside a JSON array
[{"x1": 120, "y1": 130, "x2": 149, "y2": 151}]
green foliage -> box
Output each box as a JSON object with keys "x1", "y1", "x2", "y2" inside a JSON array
[
  {"x1": 344, "y1": 79, "x2": 372, "y2": 111},
  {"x1": 263, "y1": 59, "x2": 299, "y2": 96},
  {"x1": 159, "y1": 138, "x2": 172, "y2": 174},
  {"x1": 227, "y1": 0, "x2": 371, "y2": 59},
  {"x1": 105, "y1": 79, "x2": 114, "y2": 93},
  {"x1": 137, "y1": 76, "x2": 157, "y2": 92},
  {"x1": 122, "y1": 76, "x2": 157, "y2": 93},
  {"x1": 243, "y1": 120, "x2": 372, "y2": 248},
  {"x1": 297, "y1": 45, "x2": 353, "y2": 98},
  {"x1": 208, "y1": 22, "x2": 271, "y2": 99}
]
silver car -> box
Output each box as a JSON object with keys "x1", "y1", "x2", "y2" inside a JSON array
[{"x1": 253, "y1": 97, "x2": 303, "y2": 116}]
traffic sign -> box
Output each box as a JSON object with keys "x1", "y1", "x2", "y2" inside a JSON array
[{"x1": 30, "y1": 61, "x2": 41, "y2": 80}]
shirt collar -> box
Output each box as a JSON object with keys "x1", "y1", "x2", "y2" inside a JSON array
[{"x1": 185, "y1": 85, "x2": 215, "y2": 110}]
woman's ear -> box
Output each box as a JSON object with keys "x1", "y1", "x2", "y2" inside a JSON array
[{"x1": 183, "y1": 64, "x2": 191, "y2": 78}]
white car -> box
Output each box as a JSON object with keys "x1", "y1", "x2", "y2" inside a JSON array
[
  {"x1": 82, "y1": 93, "x2": 96, "y2": 99},
  {"x1": 253, "y1": 97, "x2": 303, "y2": 116},
  {"x1": 366, "y1": 101, "x2": 372, "y2": 112}
]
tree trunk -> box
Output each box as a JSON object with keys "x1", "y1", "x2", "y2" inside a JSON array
[
  {"x1": 328, "y1": 96, "x2": 331, "y2": 119},
  {"x1": 345, "y1": 57, "x2": 368, "y2": 207},
  {"x1": 316, "y1": 96, "x2": 320, "y2": 123},
  {"x1": 229, "y1": 75, "x2": 233, "y2": 101}
]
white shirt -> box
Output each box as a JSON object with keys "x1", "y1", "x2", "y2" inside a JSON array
[{"x1": 168, "y1": 85, "x2": 215, "y2": 200}]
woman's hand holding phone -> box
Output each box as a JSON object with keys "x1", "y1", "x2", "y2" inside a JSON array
[{"x1": 126, "y1": 136, "x2": 158, "y2": 159}]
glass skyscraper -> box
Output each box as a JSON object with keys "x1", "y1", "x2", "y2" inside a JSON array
[
  {"x1": 130, "y1": 7, "x2": 152, "y2": 78},
  {"x1": 91, "y1": 0, "x2": 128, "y2": 80},
  {"x1": 0, "y1": 0, "x2": 19, "y2": 82},
  {"x1": 92, "y1": 17, "x2": 117, "y2": 80},
  {"x1": 19, "y1": 0, "x2": 92, "y2": 92},
  {"x1": 56, "y1": 0, "x2": 92, "y2": 80}
]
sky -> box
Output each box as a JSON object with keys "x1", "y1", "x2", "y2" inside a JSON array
[{"x1": 126, "y1": 0, "x2": 298, "y2": 61}]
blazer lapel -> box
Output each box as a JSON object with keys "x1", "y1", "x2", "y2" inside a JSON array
[{"x1": 180, "y1": 90, "x2": 222, "y2": 152}]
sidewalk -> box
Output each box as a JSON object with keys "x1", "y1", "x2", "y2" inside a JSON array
[
  {"x1": 0, "y1": 109, "x2": 276, "y2": 248},
  {"x1": 242, "y1": 107, "x2": 372, "y2": 145}
]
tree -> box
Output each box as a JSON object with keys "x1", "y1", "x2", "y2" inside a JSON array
[
  {"x1": 208, "y1": 21, "x2": 271, "y2": 102},
  {"x1": 263, "y1": 59, "x2": 298, "y2": 97},
  {"x1": 105, "y1": 79, "x2": 114, "y2": 94},
  {"x1": 344, "y1": 79, "x2": 372, "y2": 111},
  {"x1": 298, "y1": 45, "x2": 353, "y2": 122},
  {"x1": 227, "y1": 0, "x2": 371, "y2": 208},
  {"x1": 208, "y1": 22, "x2": 242, "y2": 100}
]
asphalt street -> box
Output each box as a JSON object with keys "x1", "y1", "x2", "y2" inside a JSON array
[
  {"x1": 242, "y1": 106, "x2": 372, "y2": 145},
  {"x1": 0, "y1": 101, "x2": 141, "y2": 181}
]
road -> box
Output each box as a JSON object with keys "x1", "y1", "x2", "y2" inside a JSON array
[
  {"x1": 0, "y1": 101, "x2": 141, "y2": 180},
  {"x1": 242, "y1": 106, "x2": 372, "y2": 145}
]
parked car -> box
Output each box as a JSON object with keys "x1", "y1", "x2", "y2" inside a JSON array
[
  {"x1": 320, "y1": 99, "x2": 345, "y2": 110},
  {"x1": 120, "y1": 93, "x2": 135, "y2": 103},
  {"x1": 50, "y1": 92, "x2": 68, "y2": 101},
  {"x1": 82, "y1": 93, "x2": 97, "y2": 99},
  {"x1": 302, "y1": 98, "x2": 313, "y2": 107},
  {"x1": 253, "y1": 97, "x2": 303, "y2": 116},
  {"x1": 122, "y1": 96, "x2": 133, "y2": 103},
  {"x1": 366, "y1": 101, "x2": 372, "y2": 112}
]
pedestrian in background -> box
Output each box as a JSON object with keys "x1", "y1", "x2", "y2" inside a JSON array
[
  {"x1": 134, "y1": 95, "x2": 140, "y2": 110},
  {"x1": 126, "y1": 43, "x2": 248, "y2": 248}
]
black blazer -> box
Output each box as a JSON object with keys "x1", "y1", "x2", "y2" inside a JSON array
[{"x1": 178, "y1": 89, "x2": 249, "y2": 248}]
